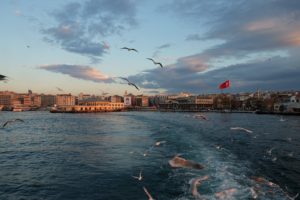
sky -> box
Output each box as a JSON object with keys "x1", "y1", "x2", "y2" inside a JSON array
[{"x1": 0, "y1": 0, "x2": 300, "y2": 96}]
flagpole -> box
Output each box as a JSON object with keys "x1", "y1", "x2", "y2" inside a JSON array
[{"x1": 229, "y1": 87, "x2": 232, "y2": 111}]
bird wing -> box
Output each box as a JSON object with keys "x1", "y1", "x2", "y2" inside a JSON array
[
  {"x1": 56, "y1": 87, "x2": 63, "y2": 92},
  {"x1": 147, "y1": 58, "x2": 155, "y2": 63},
  {"x1": 0, "y1": 74, "x2": 7, "y2": 81},
  {"x1": 157, "y1": 62, "x2": 163, "y2": 68},
  {"x1": 118, "y1": 77, "x2": 130, "y2": 83},
  {"x1": 2, "y1": 121, "x2": 10, "y2": 127},
  {"x1": 131, "y1": 48, "x2": 138, "y2": 52},
  {"x1": 121, "y1": 47, "x2": 129, "y2": 50},
  {"x1": 131, "y1": 83, "x2": 139, "y2": 90},
  {"x1": 244, "y1": 128, "x2": 253, "y2": 133},
  {"x1": 15, "y1": 119, "x2": 24, "y2": 122}
]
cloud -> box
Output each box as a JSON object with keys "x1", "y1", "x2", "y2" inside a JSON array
[
  {"x1": 185, "y1": 34, "x2": 202, "y2": 41},
  {"x1": 42, "y1": 0, "x2": 138, "y2": 62},
  {"x1": 152, "y1": 43, "x2": 172, "y2": 58},
  {"x1": 141, "y1": 0, "x2": 300, "y2": 93},
  {"x1": 38, "y1": 64, "x2": 113, "y2": 83},
  {"x1": 170, "y1": 0, "x2": 300, "y2": 58},
  {"x1": 129, "y1": 53, "x2": 300, "y2": 93},
  {"x1": 157, "y1": 43, "x2": 171, "y2": 49}
]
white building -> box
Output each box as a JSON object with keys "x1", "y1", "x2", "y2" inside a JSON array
[{"x1": 124, "y1": 96, "x2": 132, "y2": 106}]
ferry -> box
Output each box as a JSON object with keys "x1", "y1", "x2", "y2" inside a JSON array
[{"x1": 13, "y1": 108, "x2": 23, "y2": 112}]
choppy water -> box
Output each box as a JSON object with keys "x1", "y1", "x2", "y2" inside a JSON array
[{"x1": 0, "y1": 111, "x2": 299, "y2": 200}]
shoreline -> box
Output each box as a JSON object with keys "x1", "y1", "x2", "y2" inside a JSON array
[{"x1": 1, "y1": 108, "x2": 300, "y2": 116}]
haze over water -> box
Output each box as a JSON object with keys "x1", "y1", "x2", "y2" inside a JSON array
[{"x1": 0, "y1": 111, "x2": 299, "y2": 199}]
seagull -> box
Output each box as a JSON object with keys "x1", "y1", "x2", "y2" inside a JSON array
[
  {"x1": 143, "y1": 145, "x2": 154, "y2": 157},
  {"x1": 287, "y1": 152, "x2": 294, "y2": 157},
  {"x1": 132, "y1": 170, "x2": 143, "y2": 181},
  {"x1": 189, "y1": 176, "x2": 209, "y2": 198},
  {"x1": 118, "y1": 77, "x2": 139, "y2": 90},
  {"x1": 230, "y1": 127, "x2": 253, "y2": 133},
  {"x1": 100, "y1": 89, "x2": 109, "y2": 96},
  {"x1": 280, "y1": 116, "x2": 285, "y2": 122},
  {"x1": 266, "y1": 147, "x2": 275, "y2": 155},
  {"x1": 56, "y1": 87, "x2": 64, "y2": 92},
  {"x1": 2, "y1": 119, "x2": 24, "y2": 128},
  {"x1": 147, "y1": 58, "x2": 163, "y2": 68},
  {"x1": 194, "y1": 114, "x2": 208, "y2": 120},
  {"x1": 121, "y1": 47, "x2": 138, "y2": 52},
  {"x1": 168, "y1": 155, "x2": 204, "y2": 170},
  {"x1": 288, "y1": 193, "x2": 299, "y2": 200},
  {"x1": 250, "y1": 187, "x2": 258, "y2": 199},
  {"x1": 0, "y1": 74, "x2": 8, "y2": 81},
  {"x1": 251, "y1": 176, "x2": 278, "y2": 187},
  {"x1": 215, "y1": 188, "x2": 237, "y2": 199},
  {"x1": 155, "y1": 140, "x2": 166, "y2": 146},
  {"x1": 143, "y1": 187, "x2": 155, "y2": 200}
]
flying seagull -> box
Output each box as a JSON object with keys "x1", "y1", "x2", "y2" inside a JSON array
[
  {"x1": 100, "y1": 89, "x2": 109, "y2": 96},
  {"x1": 121, "y1": 47, "x2": 138, "y2": 52},
  {"x1": 169, "y1": 155, "x2": 204, "y2": 170},
  {"x1": 147, "y1": 58, "x2": 163, "y2": 68},
  {"x1": 0, "y1": 74, "x2": 8, "y2": 81},
  {"x1": 266, "y1": 147, "x2": 275, "y2": 155},
  {"x1": 132, "y1": 170, "x2": 143, "y2": 181},
  {"x1": 118, "y1": 77, "x2": 139, "y2": 90},
  {"x1": 155, "y1": 140, "x2": 166, "y2": 146},
  {"x1": 193, "y1": 114, "x2": 208, "y2": 120},
  {"x1": 143, "y1": 187, "x2": 155, "y2": 200},
  {"x1": 189, "y1": 176, "x2": 209, "y2": 198},
  {"x1": 2, "y1": 119, "x2": 24, "y2": 128},
  {"x1": 56, "y1": 87, "x2": 64, "y2": 92},
  {"x1": 230, "y1": 127, "x2": 253, "y2": 134}
]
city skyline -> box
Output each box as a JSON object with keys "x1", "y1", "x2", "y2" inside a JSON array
[{"x1": 1, "y1": 0, "x2": 300, "y2": 95}]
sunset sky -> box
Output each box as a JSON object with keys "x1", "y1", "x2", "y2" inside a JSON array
[{"x1": 1, "y1": 0, "x2": 299, "y2": 95}]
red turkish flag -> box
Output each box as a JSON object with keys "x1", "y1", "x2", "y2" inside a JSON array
[{"x1": 219, "y1": 80, "x2": 230, "y2": 89}]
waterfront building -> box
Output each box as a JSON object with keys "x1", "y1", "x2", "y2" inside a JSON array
[
  {"x1": 195, "y1": 96, "x2": 214, "y2": 109},
  {"x1": 23, "y1": 95, "x2": 32, "y2": 107},
  {"x1": 0, "y1": 94, "x2": 11, "y2": 106},
  {"x1": 157, "y1": 95, "x2": 168, "y2": 104},
  {"x1": 135, "y1": 95, "x2": 149, "y2": 107},
  {"x1": 56, "y1": 94, "x2": 76, "y2": 106},
  {"x1": 0, "y1": 91, "x2": 14, "y2": 107},
  {"x1": 148, "y1": 96, "x2": 159, "y2": 107},
  {"x1": 11, "y1": 96, "x2": 23, "y2": 109},
  {"x1": 124, "y1": 95, "x2": 132, "y2": 106},
  {"x1": 41, "y1": 95, "x2": 56, "y2": 107},
  {"x1": 168, "y1": 92, "x2": 193, "y2": 100},
  {"x1": 124, "y1": 91, "x2": 136, "y2": 107},
  {"x1": 111, "y1": 95, "x2": 123, "y2": 103},
  {"x1": 78, "y1": 93, "x2": 91, "y2": 101},
  {"x1": 274, "y1": 95, "x2": 300, "y2": 113},
  {"x1": 33, "y1": 95, "x2": 42, "y2": 107},
  {"x1": 52, "y1": 98, "x2": 125, "y2": 113}
]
